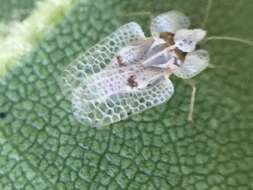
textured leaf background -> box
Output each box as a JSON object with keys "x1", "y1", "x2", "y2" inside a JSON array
[{"x1": 0, "y1": 0, "x2": 253, "y2": 189}]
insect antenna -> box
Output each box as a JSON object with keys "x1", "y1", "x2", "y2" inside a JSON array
[
  {"x1": 204, "y1": 36, "x2": 253, "y2": 47},
  {"x1": 204, "y1": 36, "x2": 253, "y2": 70},
  {"x1": 201, "y1": 0, "x2": 253, "y2": 47},
  {"x1": 201, "y1": 0, "x2": 213, "y2": 28}
]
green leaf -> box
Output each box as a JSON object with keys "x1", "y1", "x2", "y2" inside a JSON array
[
  {"x1": 1, "y1": 0, "x2": 253, "y2": 189},
  {"x1": 0, "y1": 0, "x2": 37, "y2": 23}
]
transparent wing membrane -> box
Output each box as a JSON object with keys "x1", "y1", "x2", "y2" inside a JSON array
[
  {"x1": 150, "y1": 10, "x2": 190, "y2": 37},
  {"x1": 111, "y1": 38, "x2": 170, "y2": 68},
  {"x1": 110, "y1": 38, "x2": 154, "y2": 67},
  {"x1": 60, "y1": 22, "x2": 145, "y2": 99},
  {"x1": 71, "y1": 76, "x2": 174, "y2": 127},
  {"x1": 74, "y1": 63, "x2": 166, "y2": 99}
]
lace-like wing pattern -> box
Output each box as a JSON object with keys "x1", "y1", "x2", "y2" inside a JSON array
[
  {"x1": 72, "y1": 75, "x2": 174, "y2": 127},
  {"x1": 61, "y1": 22, "x2": 145, "y2": 99}
]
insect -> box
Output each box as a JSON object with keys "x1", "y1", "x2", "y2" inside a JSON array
[{"x1": 61, "y1": 6, "x2": 253, "y2": 128}]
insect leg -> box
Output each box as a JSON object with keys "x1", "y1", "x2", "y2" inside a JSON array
[
  {"x1": 120, "y1": 11, "x2": 153, "y2": 18},
  {"x1": 185, "y1": 79, "x2": 197, "y2": 124}
]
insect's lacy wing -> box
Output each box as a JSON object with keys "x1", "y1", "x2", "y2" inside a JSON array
[
  {"x1": 60, "y1": 22, "x2": 145, "y2": 99},
  {"x1": 172, "y1": 49, "x2": 209, "y2": 79},
  {"x1": 71, "y1": 76, "x2": 174, "y2": 127},
  {"x1": 110, "y1": 38, "x2": 169, "y2": 68},
  {"x1": 72, "y1": 66, "x2": 137, "y2": 101},
  {"x1": 109, "y1": 38, "x2": 154, "y2": 67},
  {"x1": 150, "y1": 11, "x2": 190, "y2": 38}
]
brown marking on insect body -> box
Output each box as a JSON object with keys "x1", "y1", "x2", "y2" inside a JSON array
[
  {"x1": 127, "y1": 75, "x2": 138, "y2": 88},
  {"x1": 174, "y1": 48, "x2": 187, "y2": 62},
  {"x1": 160, "y1": 32, "x2": 175, "y2": 47},
  {"x1": 116, "y1": 56, "x2": 125, "y2": 67}
]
